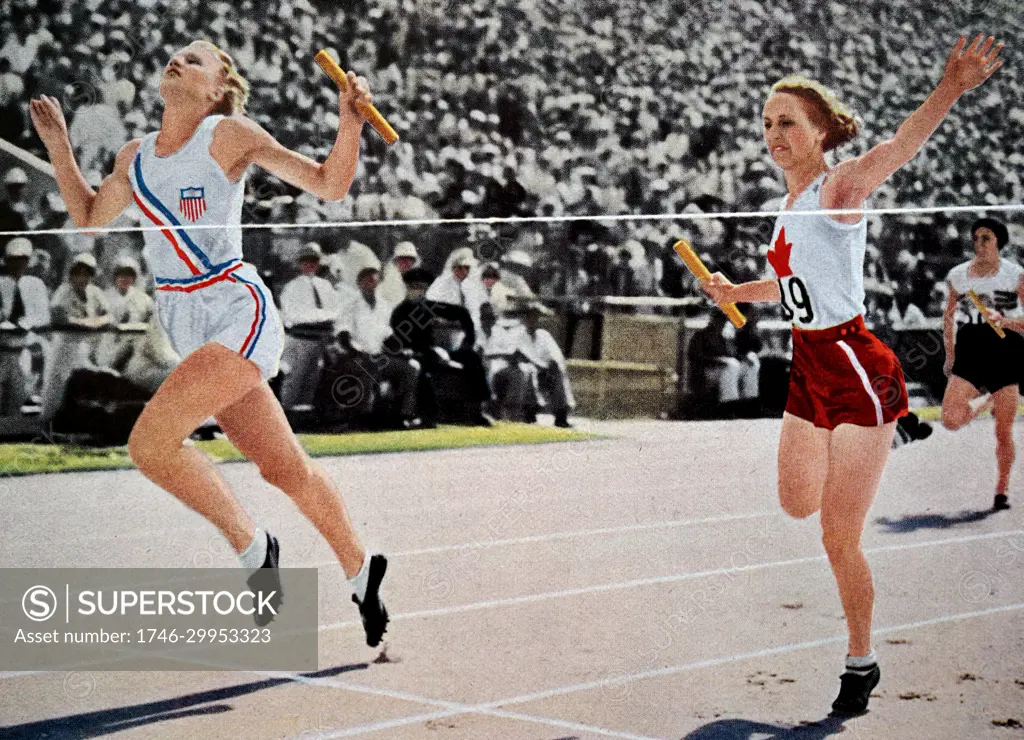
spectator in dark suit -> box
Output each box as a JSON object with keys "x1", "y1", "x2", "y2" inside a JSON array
[
  {"x1": 659, "y1": 238, "x2": 691, "y2": 300},
  {"x1": 0, "y1": 168, "x2": 29, "y2": 236},
  {"x1": 688, "y1": 310, "x2": 760, "y2": 417},
  {"x1": 387, "y1": 267, "x2": 490, "y2": 426},
  {"x1": 0, "y1": 237, "x2": 49, "y2": 415},
  {"x1": 483, "y1": 166, "x2": 529, "y2": 218}
]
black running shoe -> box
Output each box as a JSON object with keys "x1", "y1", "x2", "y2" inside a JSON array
[
  {"x1": 246, "y1": 532, "x2": 282, "y2": 627},
  {"x1": 893, "y1": 413, "x2": 932, "y2": 449},
  {"x1": 351, "y1": 553, "x2": 389, "y2": 647},
  {"x1": 994, "y1": 494, "x2": 1011, "y2": 511},
  {"x1": 831, "y1": 664, "x2": 880, "y2": 716},
  {"x1": 891, "y1": 425, "x2": 911, "y2": 449}
]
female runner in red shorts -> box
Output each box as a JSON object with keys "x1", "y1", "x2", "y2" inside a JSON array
[{"x1": 704, "y1": 35, "x2": 1003, "y2": 715}]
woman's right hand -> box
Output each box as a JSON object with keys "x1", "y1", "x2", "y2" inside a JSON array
[
  {"x1": 338, "y1": 72, "x2": 373, "y2": 126},
  {"x1": 940, "y1": 34, "x2": 1004, "y2": 96},
  {"x1": 29, "y1": 95, "x2": 70, "y2": 150},
  {"x1": 702, "y1": 272, "x2": 736, "y2": 306}
]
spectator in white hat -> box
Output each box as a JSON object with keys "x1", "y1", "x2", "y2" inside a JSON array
[
  {"x1": 427, "y1": 247, "x2": 489, "y2": 341},
  {"x1": 105, "y1": 256, "x2": 151, "y2": 324},
  {"x1": 378, "y1": 240, "x2": 419, "y2": 305},
  {"x1": 278, "y1": 241, "x2": 342, "y2": 408},
  {"x1": 3, "y1": 166, "x2": 28, "y2": 186},
  {"x1": 41, "y1": 252, "x2": 111, "y2": 420},
  {"x1": 50, "y1": 252, "x2": 110, "y2": 328},
  {"x1": 480, "y1": 258, "x2": 528, "y2": 319},
  {"x1": 0, "y1": 237, "x2": 51, "y2": 415},
  {"x1": 330, "y1": 239, "x2": 380, "y2": 291},
  {"x1": 484, "y1": 301, "x2": 574, "y2": 427},
  {"x1": 96, "y1": 255, "x2": 153, "y2": 374},
  {"x1": 0, "y1": 237, "x2": 50, "y2": 330}
]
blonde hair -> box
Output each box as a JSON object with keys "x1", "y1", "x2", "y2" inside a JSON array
[
  {"x1": 770, "y1": 75, "x2": 858, "y2": 152},
  {"x1": 191, "y1": 40, "x2": 249, "y2": 115}
]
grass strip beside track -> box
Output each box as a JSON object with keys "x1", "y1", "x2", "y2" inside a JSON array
[{"x1": 0, "y1": 423, "x2": 597, "y2": 477}]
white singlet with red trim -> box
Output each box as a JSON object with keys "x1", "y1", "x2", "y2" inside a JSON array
[
  {"x1": 767, "y1": 172, "x2": 868, "y2": 330},
  {"x1": 946, "y1": 258, "x2": 1024, "y2": 328},
  {"x1": 128, "y1": 114, "x2": 245, "y2": 284},
  {"x1": 125, "y1": 114, "x2": 283, "y2": 380}
]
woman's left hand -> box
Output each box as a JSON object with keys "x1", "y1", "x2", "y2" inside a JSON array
[
  {"x1": 339, "y1": 72, "x2": 373, "y2": 124},
  {"x1": 941, "y1": 34, "x2": 1004, "y2": 95}
]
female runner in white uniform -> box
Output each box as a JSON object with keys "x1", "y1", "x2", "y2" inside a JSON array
[
  {"x1": 30, "y1": 40, "x2": 389, "y2": 645},
  {"x1": 703, "y1": 35, "x2": 1003, "y2": 715},
  {"x1": 941, "y1": 218, "x2": 1024, "y2": 512}
]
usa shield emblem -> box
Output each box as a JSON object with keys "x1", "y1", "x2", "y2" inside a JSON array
[{"x1": 179, "y1": 186, "x2": 207, "y2": 222}]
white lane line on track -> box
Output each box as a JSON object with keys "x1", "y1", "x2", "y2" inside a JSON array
[
  {"x1": 2, "y1": 528, "x2": 1020, "y2": 681},
  {"x1": 0, "y1": 512, "x2": 779, "y2": 605},
  {"x1": 0, "y1": 651, "x2": 660, "y2": 740},
  {"x1": 485, "y1": 600, "x2": 1024, "y2": 709},
  {"x1": 8, "y1": 602, "x2": 1020, "y2": 739},
  {"x1": 318, "y1": 528, "x2": 1024, "y2": 632},
  {"x1": 267, "y1": 672, "x2": 662, "y2": 740},
  {"x1": 326, "y1": 707, "x2": 660, "y2": 740},
  {"x1": 286, "y1": 600, "x2": 1024, "y2": 739},
  {"x1": 8, "y1": 509, "x2": 774, "y2": 557},
  {"x1": 478, "y1": 707, "x2": 663, "y2": 740},
  {"x1": 313, "y1": 510, "x2": 779, "y2": 565}
]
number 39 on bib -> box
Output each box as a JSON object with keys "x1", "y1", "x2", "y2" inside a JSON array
[{"x1": 778, "y1": 276, "x2": 815, "y2": 324}]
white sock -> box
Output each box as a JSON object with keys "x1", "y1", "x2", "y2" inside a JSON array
[
  {"x1": 238, "y1": 528, "x2": 268, "y2": 570},
  {"x1": 348, "y1": 552, "x2": 372, "y2": 602},
  {"x1": 846, "y1": 649, "x2": 877, "y2": 671},
  {"x1": 969, "y1": 393, "x2": 992, "y2": 413}
]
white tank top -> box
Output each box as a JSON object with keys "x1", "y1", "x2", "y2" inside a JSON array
[
  {"x1": 767, "y1": 172, "x2": 868, "y2": 330},
  {"x1": 128, "y1": 114, "x2": 246, "y2": 287},
  {"x1": 946, "y1": 258, "x2": 1024, "y2": 328}
]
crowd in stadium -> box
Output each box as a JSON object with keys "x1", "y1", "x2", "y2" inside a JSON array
[
  {"x1": 0, "y1": 0, "x2": 1021, "y2": 431},
  {"x1": 0, "y1": 223, "x2": 581, "y2": 433}
]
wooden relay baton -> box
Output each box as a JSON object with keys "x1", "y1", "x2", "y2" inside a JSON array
[
  {"x1": 314, "y1": 50, "x2": 399, "y2": 145},
  {"x1": 968, "y1": 289, "x2": 1006, "y2": 339},
  {"x1": 673, "y1": 238, "x2": 746, "y2": 329}
]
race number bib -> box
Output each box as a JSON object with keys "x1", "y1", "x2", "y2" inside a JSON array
[{"x1": 778, "y1": 276, "x2": 815, "y2": 325}]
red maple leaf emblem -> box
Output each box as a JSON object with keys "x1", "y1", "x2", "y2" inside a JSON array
[{"x1": 767, "y1": 226, "x2": 793, "y2": 278}]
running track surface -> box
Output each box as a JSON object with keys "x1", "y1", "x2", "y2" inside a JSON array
[{"x1": 1, "y1": 418, "x2": 1023, "y2": 739}]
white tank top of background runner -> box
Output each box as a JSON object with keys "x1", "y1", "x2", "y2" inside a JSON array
[
  {"x1": 128, "y1": 114, "x2": 245, "y2": 282},
  {"x1": 946, "y1": 258, "x2": 1024, "y2": 328},
  {"x1": 767, "y1": 172, "x2": 868, "y2": 330}
]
